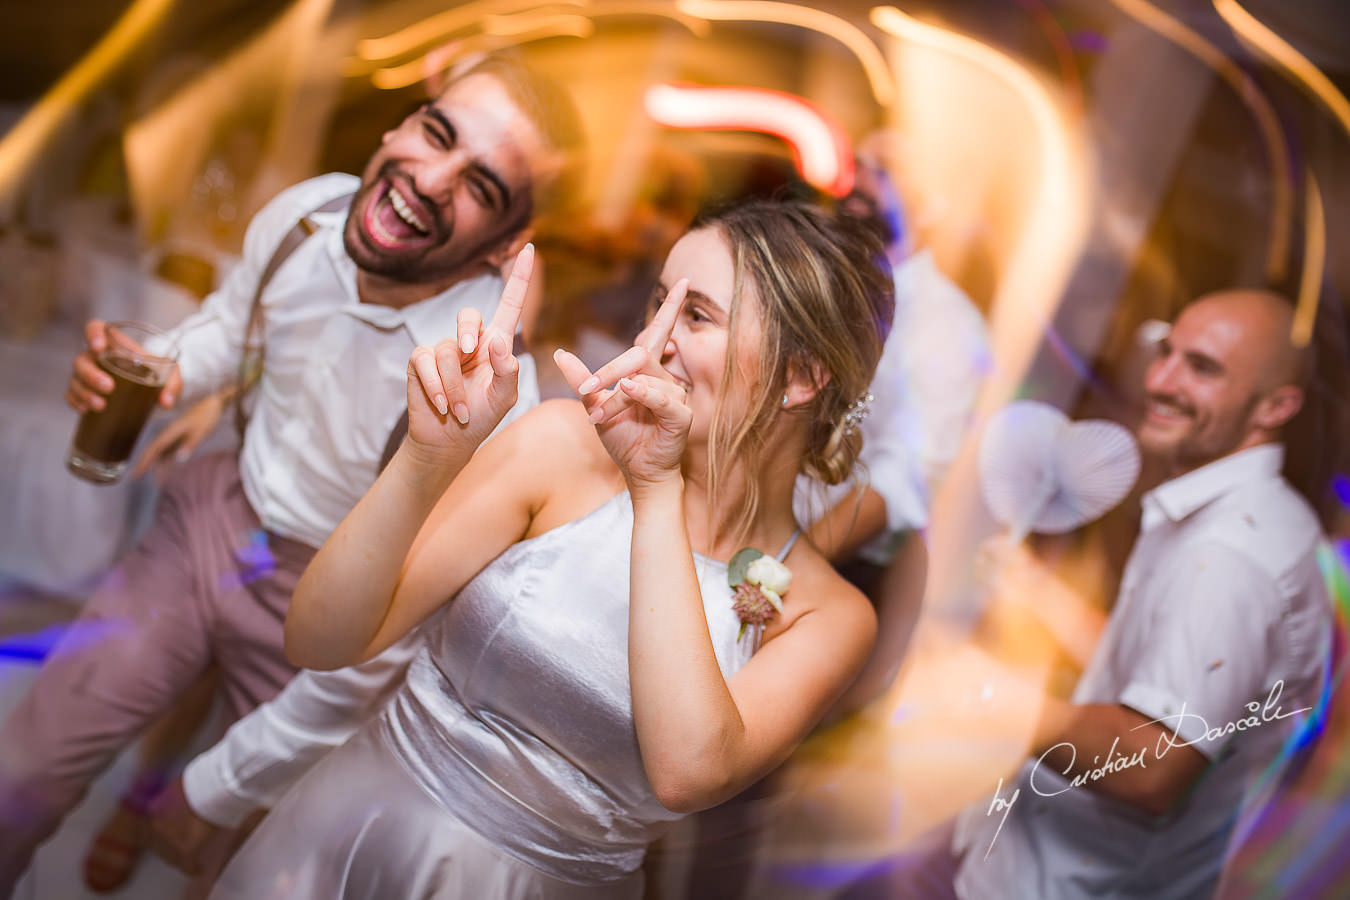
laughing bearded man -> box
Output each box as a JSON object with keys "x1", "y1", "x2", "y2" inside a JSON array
[{"x1": 0, "y1": 52, "x2": 582, "y2": 897}]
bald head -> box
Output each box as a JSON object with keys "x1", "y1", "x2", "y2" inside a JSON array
[
  {"x1": 1183, "y1": 289, "x2": 1307, "y2": 392},
  {"x1": 1138, "y1": 288, "x2": 1308, "y2": 475}
]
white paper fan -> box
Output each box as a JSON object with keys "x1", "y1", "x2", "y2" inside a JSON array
[{"x1": 979, "y1": 400, "x2": 1141, "y2": 542}]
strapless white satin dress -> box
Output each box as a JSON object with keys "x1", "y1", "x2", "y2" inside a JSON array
[{"x1": 211, "y1": 492, "x2": 765, "y2": 899}]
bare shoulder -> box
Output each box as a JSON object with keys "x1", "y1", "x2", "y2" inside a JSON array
[
  {"x1": 506, "y1": 399, "x2": 612, "y2": 470},
  {"x1": 769, "y1": 545, "x2": 877, "y2": 653},
  {"x1": 506, "y1": 400, "x2": 621, "y2": 536},
  {"x1": 744, "y1": 545, "x2": 879, "y2": 726},
  {"x1": 487, "y1": 399, "x2": 583, "y2": 459}
]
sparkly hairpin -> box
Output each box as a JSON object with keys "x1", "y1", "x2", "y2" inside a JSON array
[{"x1": 843, "y1": 391, "x2": 874, "y2": 436}]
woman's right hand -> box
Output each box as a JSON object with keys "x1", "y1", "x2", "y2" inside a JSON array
[
  {"x1": 553, "y1": 279, "x2": 691, "y2": 495},
  {"x1": 66, "y1": 318, "x2": 181, "y2": 413},
  {"x1": 403, "y1": 245, "x2": 534, "y2": 464}
]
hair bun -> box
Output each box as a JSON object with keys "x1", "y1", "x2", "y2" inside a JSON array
[{"x1": 803, "y1": 417, "x2": 863, "y2": 486}]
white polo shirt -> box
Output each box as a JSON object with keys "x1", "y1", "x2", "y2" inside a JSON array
[{"x1": 955, "y1": 444, "x2": 1332, "y2": 899}]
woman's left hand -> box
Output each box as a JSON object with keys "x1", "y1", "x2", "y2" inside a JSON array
[{"x1": 554, "y1": 279, "x2": 691, "y2": 493}]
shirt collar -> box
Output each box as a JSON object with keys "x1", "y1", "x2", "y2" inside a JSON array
[
  {"x1": 398, "y1": 271, "x2": 505, "y2": 346},
  {"x1": 1141, "y1": 443, "x2": 1285, "y2": 530},
  {"x1": 314, "y1": 218, "x2": 505, "y2": 345}
]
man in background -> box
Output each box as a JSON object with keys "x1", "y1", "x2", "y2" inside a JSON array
[{"x1": 954, "y1": 289, "x2": 1332, "y2": 898}]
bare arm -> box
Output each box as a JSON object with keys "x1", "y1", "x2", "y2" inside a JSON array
[
  {"x1": 1032, "y1": 700, "x2": 1209, "y2": 817},
  {"x1": 284, "y1": 248, "x2": 539, "y2": 669},
  {"x1": 1026, "y1": 540, "x2": 1289, "y2": 816},
  {"x1": 629, "y1": 481, "x2": 877, "y2": 811}
]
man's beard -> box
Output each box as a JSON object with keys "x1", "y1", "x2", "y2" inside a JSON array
[{"x1": 342, "y1": 164, "x2": 532, "y2": 287}]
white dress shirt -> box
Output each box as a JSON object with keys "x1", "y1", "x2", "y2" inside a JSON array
[
  {"x1": 169, "y1": 173, "x2": 539, "y2": 549},
  {"x1": 955, "y1": 444, "x2": 1332, "y2": 899},
  {"x1": 177, "y1": 174, "x2": 542, "y2": 824},
  {"x1": 185, "y1": 630, "x2": 424, "y2": 826},
  {"x1": 793, "y1": 248, "x2": 990, "y2": 561}
]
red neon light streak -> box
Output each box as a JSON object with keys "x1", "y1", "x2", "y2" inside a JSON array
[{"x1": 644, "y1": 82, "x2": 854, "y2": 196}]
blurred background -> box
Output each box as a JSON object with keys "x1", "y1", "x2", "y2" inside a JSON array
[{"x1": 0, "y1": 1, "x2": 1347, "y2": 897}]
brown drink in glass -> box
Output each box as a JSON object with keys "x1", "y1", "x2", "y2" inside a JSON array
[{"x1": 67, "y1": 321, "x2": 179, "y2": 484}]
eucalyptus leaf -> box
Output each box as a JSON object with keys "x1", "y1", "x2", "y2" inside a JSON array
[{"x1": 728, "y1": 547, "x2": 764, "y2": 588}]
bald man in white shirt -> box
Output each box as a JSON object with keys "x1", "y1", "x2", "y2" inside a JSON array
[{"x1": 954, "y1": 289, "x2": 1333, "y2": 899}]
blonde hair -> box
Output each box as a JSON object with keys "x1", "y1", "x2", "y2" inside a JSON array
[{"x1": 694, "y1": 200, "x2": 894, "y2": 546}]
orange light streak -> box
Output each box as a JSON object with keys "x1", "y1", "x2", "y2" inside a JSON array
[
  {"x1": 1214, "y1": 0, "x2": 1350, "y2": 141},
  {"x1": 676, "y1": 0, "x2": 895, "y2": 107},
  {"x1": 356, "y1": 0, "x2": 564, "y2": 63},
  {"x1": 871, "y1": 3, "x2": 1087, "y2": 416},
  {"x1": 1292, "y1": 173, "x2": 1324, "y2": 349},
  {"x1": 358, "y1": 2, "x2": 710, "y2": 90},
  {"x1": 869, "y1": 5, "x2": 1091, "y2": 645},
  {"x1": 1106, "y1": 0, "x2": 1292, "y2": 284},
  {"x1": 1213, "y1": 0, "x2": 1346, "y2": 348},
  {"x1": 370, "y1": 20, "x2": 595, "y2": 90},
  {"x1": 0, "y1": 0, "x2": 177, "y2": 219}
]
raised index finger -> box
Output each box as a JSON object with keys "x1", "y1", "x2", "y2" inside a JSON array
[
  {"x1": 488, "y1": 243, "x2": 535, "y2": 340},
  {"x1": 637, "y1": 278, "x2": 689, "y2": 355}
]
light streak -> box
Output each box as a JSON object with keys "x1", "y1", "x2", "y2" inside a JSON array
[
  {"x1": 356, "y1": 0, "x2": 565, "y2": 63},
  {"x1": 369, "y1": 21, "x2": 595, "y2": 91},
  {"x1": 483, "y1": 11, "x2": 595, "y2": 35},
  {"x1": 1105, "y1": 0, "x2": 1292, "y2": 283},
  {"x1": 1213, "y1": 0, "x2": 1348, "y2": 351},
  {"x1": 1214, "y1": 0, "x2": 1350, "y2": 141},
  {"x1": 1291, "y1": 173, "x2": 1324, "y2": 349},
  {"x1": 871, "y1": 4, "x2": 1088, "y2": 415},
  {"x1": 676, "y1": 0, "x2": 895, "y2": 107},
  {"x1": 644, "y1": 82, "x2": 854, "y2": 195},
  {"x1": 0, "y1": 0, "x2": 177, "y2": 219},
  {"x1": 358, "y1": 2, "x2": 709, "y2": 89},
  {"x1": 869, "y1": 5, "x2": 1091, "y2": 630}
]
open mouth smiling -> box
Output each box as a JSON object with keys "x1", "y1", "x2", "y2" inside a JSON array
[
  {"x1": 365, "y1": 180, "x2": 434, "y2": 248},
  {"x1": 389, "y1": 185, "x2": 429, "y2": 233},
  {"x1": 1146, "y1": 397, "x2": 1191, "y2": 423}
]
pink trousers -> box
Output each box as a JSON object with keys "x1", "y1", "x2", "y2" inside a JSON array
[{"x1": 0, "y1": 452, "x2": 315, "y2": 893}]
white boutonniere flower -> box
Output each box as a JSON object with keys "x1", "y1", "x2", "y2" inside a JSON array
[{"x1": 729, "y1": 548, "x2": 793, "y2": 639}]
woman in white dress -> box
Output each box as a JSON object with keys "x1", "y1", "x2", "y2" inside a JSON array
[{"x1": 210, "y1": 199, "x2": 896, "y2": 898}]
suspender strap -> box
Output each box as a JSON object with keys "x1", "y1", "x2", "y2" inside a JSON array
[{"x1": 234, "y1": 192, "x2": 354, "y2": 436}]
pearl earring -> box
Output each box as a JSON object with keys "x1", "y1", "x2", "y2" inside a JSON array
[{"x1": 781, "y1": 394, "x2": 790, "y2": 408}]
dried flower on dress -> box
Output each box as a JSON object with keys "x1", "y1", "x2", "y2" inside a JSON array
[{"x1": 729, "y1": 548, "x2": 793, "y2": 639}]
